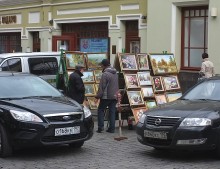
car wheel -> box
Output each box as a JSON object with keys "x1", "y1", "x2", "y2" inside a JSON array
[
  {"x1": 0, "y1": 123, "x2": 12, "y2": 157},
  {"x1": 69, "y1": 141, "x2": 84, "y2": 148}
]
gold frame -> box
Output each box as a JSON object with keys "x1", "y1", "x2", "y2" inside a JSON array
[
  {"x1": 84, "y1": 84, "x2": 96, "y2": 96},
  {"x1": 65, "y1": 51, "x2": 86, "y2": 70},
  {"x1": 136, "y1": 53, "x2": 149, "y2": 70},
  {"x1": 141, "y1": 86, "x2": 154, "y2": 98},
  {"x1": 127, "y1": 91, "x2": 144, "y2": 106},
  {"x1": 162, "y1": 75, "x2": 181, "y2": 91},
  {"x1": 82, "y1": 71, "x2": 95, "y2": 83},
  {"x1": 132, "y1": 106, "x2": 148, "y2": 124},
  {"x1": 124, "y1": 74, "x2": 140, "y2": 89},
  {"x1": 93, "y1": 70, "x2": 102, "y2": 83},
  {"x1": 87, "y1": 97, "x2": 99, "y2": 110},
  {"x1": 137, "y1": 71, "x2": 152, "y2": 86},
  {"x1": 118, "y1": 53, "x2": 138, "y2": 71},
  {"x1": 86, "y1": 53, "x2": 107, "y2": 69},
  {"x1": 152, "y1": 76, "x2": 164, "y2": 92}
]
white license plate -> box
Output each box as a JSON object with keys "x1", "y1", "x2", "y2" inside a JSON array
[
  {"x1": 144, "y1": 130, "x2": 167, "y2": 140},
  {"x1": 55, "y1": 126, "x2": 80, "y2": 136}
]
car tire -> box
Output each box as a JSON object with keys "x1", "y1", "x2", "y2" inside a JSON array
[
  {"x1": 0, "y1": 123, "x2": 12, "y2": 157},
  {"x1": 69, "y1": 141, "x2": 84, "y2": 148}
]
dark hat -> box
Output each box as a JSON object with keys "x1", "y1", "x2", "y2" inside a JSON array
[
  {"x1": 100, "y1": 59, "x2": 110, "y2": 66},
  {"x1": 75, "y1": 64, "x2": 85, "y2": 70}
]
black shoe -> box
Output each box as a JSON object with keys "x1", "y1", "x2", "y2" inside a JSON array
[
  {"x1": 106, "y1": 129, "x2": 115, "y2": 133},
  {"x1": 96, "y1": 128, "x2": 103, "y2": 133}
]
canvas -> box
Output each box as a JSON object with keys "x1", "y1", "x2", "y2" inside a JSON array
[
  {"x1": 86, "y1": 53, "x2": 107, "y2": 69},
  {"x1": 141, "y1": 87, "x2": 154, "y2": 98},
  {"x1": 94, "y1": 70, "x2": 102, "y2": 83},
  {"x1": 137, "y1": 54, "x2": 149, "y2": 70},
  {"x1": 155, "y1": 94, "x2": 167, "y2": 105},
  {"x1": 152, "y1": 76, "x2": 164, "y2": 92},
  {"x1": 85, "y1": 84, "x2": 96, "y2": 96},
  {"x1": 65, "y1": 52, "x2": 85, "y2": 69},
  {"x1": 124, "y1": 74, "x2": 140, "y2": 89},
  {"x1": 118, "y1": 53, "x2": 138, "y2": 70},
  {"x1": 132, "y1": 107, "x2": 148, "y2": 123},
  {"x1": 166, "y1": 92, "x2": 182, "y2": 102},
  {"x1": 137, "y1": 71, "x2": 152, "y2": 86},
  {"x1": 145, "y1": 100, "x2": 157, "y2": 109},
  {"x1": 149, "y1": 54, "x2": 178, "y2": 75},
  {"x1": 162, "y1": 75, "x2": 180, "y2": 91},
  {"x1": 87, "y1": 97, "x2": 99, "y2": 109},
  {"x1": 82, "y1": 71, "x2": 95, "y2": 83},
  {"x1": 127, "y1": 91, "x2": 144, "y2": 106}
]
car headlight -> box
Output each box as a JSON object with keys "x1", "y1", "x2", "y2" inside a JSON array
[
  {"x1": 180, "y1": 118, "x2": 211, "y2": 127},
  {"x1": 10, "y1": 110, "x2": 43, "y2": 122},
  {"x1": 138, "y1": 114, "x2": 147, "y2": 124},
  {"x1": 83, "y1": 106, "x2": 92, "y2": 118}
]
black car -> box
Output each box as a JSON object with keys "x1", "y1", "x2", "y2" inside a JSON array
[
  {"x1": 136, "y1": 76, "x2": 220, "y2": 154},
  {"x1": 0, "y1": 72, "x2": 94, "y2": 157}
]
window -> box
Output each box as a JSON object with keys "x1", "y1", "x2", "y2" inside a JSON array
[
  {"x1": 1, "y1": 58, "x2": 22, "y2": 72},
  {"x1": 0, "y1": 33, "x2": 21, "y2": 53},
  {"x1": 28, "y1": 57, "x2": 58, "y2": 75},
  {"x1": 181, "y1": 6, "x2": 208, "y2": 70},
  {"x1": 33, "y1": 32, "x2": 40, "y2": 52}
]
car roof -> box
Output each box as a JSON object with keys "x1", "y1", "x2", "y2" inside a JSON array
[{"x1": 0, "y1": 52, "x2": 60, "y2": 59}]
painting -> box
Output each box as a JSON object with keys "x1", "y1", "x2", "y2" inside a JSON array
[
  {"x1": 84, "y1": 84, "x2": 96, "y2": 96},
  {"x1": 145, "y1": 100, "x2": 157, "y2": 109},
  {"x1": 127, "y1": 91, "x2": 144, "y2": 106},
  {"x1": 152, "y1": 76, "x2": 164, "y2": 92},
  {"x1": 141, "y1": 87, "x2": 154, "y2": 98},
  {"x1": 137, "y1": 54, "x2": 149, "y2": 70},
  {"x1": 94, "y1": 70, "x2": 102, "y2": 83},
  {"x1": 166, "y1": 92, "x2": 182, "y2": 102},
  {"x1": 132, "y1": 107, "x2": 148, "y2": 123},
  {"x1": 82, "y1": 71, "x2": 95, "y2": 83},
  {"x1": 86, "y1": 53, "x2": 107, "y2": 69},
  {"x1": 155, "y1": 94, "x2": 167, "y2": 105},
  {"x1": 149, "y1": 54, "x2": 178, "y2": 75},
  {"x1": 162, "y1": 75, "x2": 180, "y2": 91},
  {"x1": 94, "y1": 84, "x2": 99, "y2": 93},
  {"x1": 118, "y1": 53, "x2": 138, "y2": 71},
  {"x1": 124, "y1": 74, "x2": 140, "y2": 89},
  {"x1": 137, "y1": 71, "x2": 152, "y2": 86},
  {"x1": 65, "y1": 52, "x2": 85, "y2": 69},
  {"x1": 87, "y1": 97, "x2": 99, "y2": 110}
]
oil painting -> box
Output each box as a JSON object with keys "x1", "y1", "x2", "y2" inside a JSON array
[
  {"x1": 65, "y1": 52, "x2": 85, "y2": 69},
  {"x1": 132, "y1": 107, "x2": 148, "y2": 123},
  {"x1": 137, "y1": 54, "x2": 149, "y2": 70},
  {"x1": 86, "y1": 53, "x2": 107, "y2": 69},
  {"x1": 118, "y1": 53, "x2": 138, "y2": 71}
]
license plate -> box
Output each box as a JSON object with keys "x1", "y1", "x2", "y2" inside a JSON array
[
  {"x1": 55, "y1": 126, "x2": 80, "y2": 136},
  {"x1": 144, "y1": 130, "x2": 167, "y2": 140}
]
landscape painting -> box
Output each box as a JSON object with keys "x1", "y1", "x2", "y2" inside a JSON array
[
  {"x1": 65, "y1": 52, "x2": 85, "y2": 69},
  {"x1": 145, "y1": 100, "x2": 157, "y2": 109},
  {"x1": 86, "y1": 53, "x2": 107, "y2": 68},
  {"x1": 166, "y1": 92, "x2": 182, "y2": 102},
  {"x1": 82, "y1": 71, "x2": 95, "y2": 83}
]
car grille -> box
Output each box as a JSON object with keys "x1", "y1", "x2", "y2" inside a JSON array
[
  {"x1": 146, "y1": 115, "x2": 180, "y2": 127},
  {"x1": 41, "y1": 132, "x2": 87, "y2": 143},
  {"x1": 45, "y1": 114, "x2": 82, "y2": 122}
]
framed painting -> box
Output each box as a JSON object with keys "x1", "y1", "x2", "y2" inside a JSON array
[
  {"x1": 152, "y1": 76, "x2": 164, "y2": 92},
  {"x1": 137, "y1": 71, "x2": 152, "y2": 86},
  {"x1": 82, "y1": 71, "x2": 95, "y2": 83},
  {"x1": 65, "y1": 52, "x2": 85, "y2": 69},
  {"x1": 124, "y1": 74, "x2": 140, "y2": 89},
  {"x1": 145, "y1": 100, "x2": 157, "y2": 109},
  {"x1": 87, "y1": 97, "x2": 99, "y2": 110},
  {"x1": 94, "y1": 70, "x2": 102, "y2": 83},
  {"x1": 155, "y1": 94, "x2": 167, "y2": 105},
  {"x1": 127, "y1": 91, "x2": 144, "y2": 106},
  {"x1": 149, "y1": 54, "x2": 178, "y2": 75},
  {"x1": 86, "y1": 53, "x2": 107, "y2": 69},
  {"x1": 94, "y1": 84, "x2": 99, "y2": 93},
  {"x1": 162, "y1": 75, "x2": 181, "y2": 91},
  {"x1": 118, "y1": 53, "x2": 138, "y2": 71},
  {"x1": 137, "y1": 54, "x2": 149, "y2": 70},
  {"x1": 166, "y1": 92, "x2": 182, "y2": 102},
  {"x1": 132, "y1": 107, "x2": 148, "y2": 124},
  {"x1": 141, "y1": 86, "x2": 154, "y2": 98},
  {"x1": 85, "y1": 84, "x2": 96, "y2": 96}
]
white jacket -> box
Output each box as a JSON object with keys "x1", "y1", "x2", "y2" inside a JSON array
[{"x1": 200, "y1": 58, "x2": 215, "y2": 78}]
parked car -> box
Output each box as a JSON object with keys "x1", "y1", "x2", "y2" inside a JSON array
[
  {"x1": 136, "y1": 76, "x2": 220, "y2": 155},
  {"x1": 0, "y1": 72, "x2": 94, "y2": 157}
]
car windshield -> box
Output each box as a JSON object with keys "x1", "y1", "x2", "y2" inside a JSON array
[
  {"x1": 0, "y1": 75, "x2": 62, "y2": 99},
  {"x1": 183, "y1": 80, "x2": 220, "y2": 101}
]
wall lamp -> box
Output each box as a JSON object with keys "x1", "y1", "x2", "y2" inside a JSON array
[{"x1": 211, "y1": 8, "x2": 217, "y2": 17}]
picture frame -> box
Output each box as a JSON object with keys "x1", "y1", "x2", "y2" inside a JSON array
[
  {"x1": 86, "y1": 53, "x2": 107, "y2": 69},
  {"x1": 93, "y1": 70, "x2": 102, "y2": 83},
  {"x1": 87, "y1": 97, "x2": 99, "y2": 110},
  {"x1": 145, "y1": 100, "x2": 157, "y2": 109},
  {"x1": 137, "y1": 54, "x2": 149, "y2": 70},
  {"x1": 149, "y1": 54, "x2": 178, "y2": 75},
  {"x1": 124, "y1": 74, "x2": 140, "y2": 89},
  {"x1": 132, "y1": 107, "x2": 148, "y2": 124},
  {"x1": 118, "y1": 53, "x2": 138, "y2": 71},
  {"x1": 152, "y1": 76, "x2": 164, "y2": 92},
  {"x1": 162, "y1": 75, "x2": 181, "y2": 91},
  {"x1": 155, "y1": 94, "x2": 167, "y2": 105},
  {"x1": 65, "y1": 52, "x2": 85, "y2": 69},
  {"x1": 127, "y1": 91, "x2": 144, "y2": 106},
  {"x1": 166, "y1": 92, "x2": 182, "y2": 102},
  {"x1": 141, "y1": 86, "x2": 154, "y2": 98},
  {"x1": 137, "y1": 71, "x2": 152, "y2": 86},
  {"x1": 84, "y1": 84, "x2": 96, "y2": 96},
  {"x1": 82, "y1": 71, "x2": 95, "y2": 83},
  {"x1": 94, "y1": 84, "x2": 99, "y2": 93}
]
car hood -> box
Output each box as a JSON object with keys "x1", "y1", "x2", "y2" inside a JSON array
[
  {"x1": 0, "y1": 98, "x2": 83, "y2": 116},
  {"x1": 147, "y1": 100, "x2": 220, "y2": 119}
]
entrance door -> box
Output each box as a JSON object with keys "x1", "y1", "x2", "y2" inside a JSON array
[{"x1": 52, "y1": 35, "x2": 76, "y2": 51}]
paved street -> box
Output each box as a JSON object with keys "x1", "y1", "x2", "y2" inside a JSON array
[{"x1": 0, "y1": 120, "x2": 220, "y2": 169}]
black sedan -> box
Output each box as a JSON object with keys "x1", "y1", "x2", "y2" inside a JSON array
[
  {"x1": 0, "y1": 72, "x2": 94, "y2": 157},
  {"x1": 136, "y1": 76, "x2": 220, "y2": 154}
]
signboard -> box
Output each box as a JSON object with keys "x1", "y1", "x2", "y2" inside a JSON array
[{"x1": 80, "y1": 38, "x2": 108, "y2": 53}]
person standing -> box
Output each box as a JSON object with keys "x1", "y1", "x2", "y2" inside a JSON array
[
  {"x1": 95, "y1": 59, "x2": 119, "y2": 133},
  {"x1": 68, "y1": 65, "x2": 85, "y2": 104},
  {"x1": 199, "y1": 53, "x2": 215, "y2": 79}
]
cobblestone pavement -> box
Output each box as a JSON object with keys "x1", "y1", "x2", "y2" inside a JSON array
[{"x1": 0, "y1": 121, "x2": 220, "y2": 169}]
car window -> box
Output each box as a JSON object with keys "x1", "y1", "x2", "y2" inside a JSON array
[
  {"x1": 183, "y1": 80, "x2": 220, "y2": 100},
  {"x1": 1, "y1": 58, "x2": 22, "y2": 72}
]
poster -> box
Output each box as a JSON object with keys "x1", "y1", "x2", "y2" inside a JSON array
[{"x1": 80, "y1": 38, "x2": 108, "y2": 53}]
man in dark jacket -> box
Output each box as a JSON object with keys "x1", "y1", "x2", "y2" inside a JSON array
[
  {"x1": 95, "y1": 59, "x2": 119, "y2": 133},
  {"x1": 68, "y1": 65, "x2": 85, "y2": 104}
]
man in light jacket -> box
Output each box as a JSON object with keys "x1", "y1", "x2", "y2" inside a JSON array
[{"x1": 199, "y1": 53, "x2": 215, "y2": 79}]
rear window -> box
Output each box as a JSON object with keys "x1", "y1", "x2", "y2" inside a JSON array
[{"x1": 28, "y1": 57, "x2": 58, "y2": 75}]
